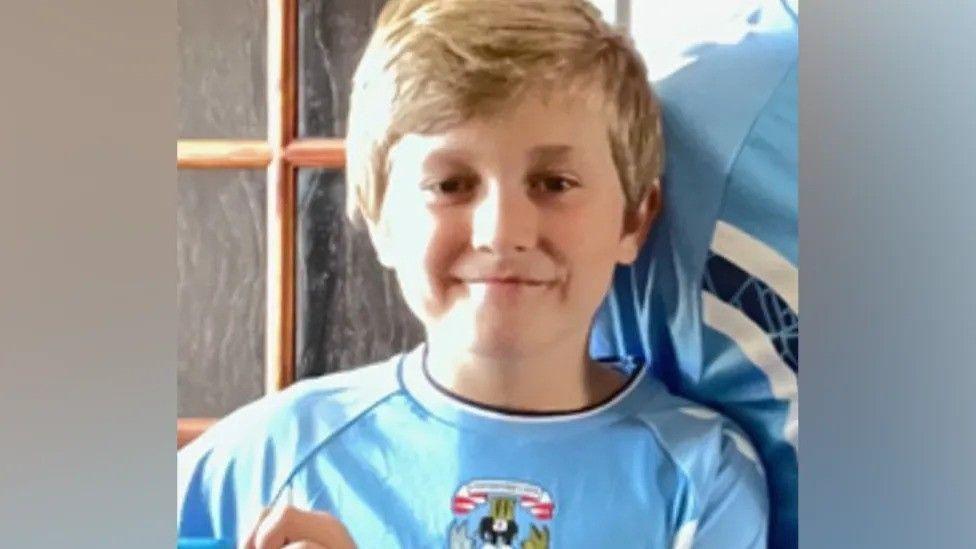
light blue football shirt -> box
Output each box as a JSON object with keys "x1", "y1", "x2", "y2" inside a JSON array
[{"x1": 178, "y1": 345, "x2": 767, "y2": 548}]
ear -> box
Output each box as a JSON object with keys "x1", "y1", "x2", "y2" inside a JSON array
[
  {"x1": 365, "y1": 216, "x2": 395, "y2": 269},
  {"x1": 616, "y1": 180, "x2": 662, "y2": 265}
]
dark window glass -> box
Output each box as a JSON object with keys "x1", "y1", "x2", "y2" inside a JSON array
[
  {"x1": 296, "y1": 168, "x2": 424, "y2": 378},
  {"x1": 298, "y1": 0, "x2": 388, "y2": 137},
  {"x1": 177, "y1": 170, "x2": 266, "y2": 416},
  {"x1": 178, "y1": 0, "x2": 267, "y2": 138}
]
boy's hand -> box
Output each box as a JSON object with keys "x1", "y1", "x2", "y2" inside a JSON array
[{"x1": 240, "y1": 505, "x2": 357, "y2": 549}]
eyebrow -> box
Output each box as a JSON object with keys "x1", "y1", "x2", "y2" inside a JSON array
[
  {"x1": 426, "y1": 144, "x2": 573, "y2": 163},
  {"x1": 421, "y1": 148, "x2": 474, "y2": 172},
  {"x1": 526, "y1": 144, "x2": 574, "y2": 164},
  {"x1": 422, "y1": 144, "x2": 576, "y2": 170}
]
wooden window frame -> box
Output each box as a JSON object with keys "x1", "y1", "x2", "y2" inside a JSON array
[{"x1": 177, "y1": 0, "x2": 343, "y2": 448}]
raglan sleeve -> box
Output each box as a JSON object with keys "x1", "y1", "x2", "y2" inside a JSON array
[
  {"x1": 686, "y1": 427, "x2": 769, "y2": 548},
  {"x1": 177, "y1": 397, "x2": 284, "y2": 541}
]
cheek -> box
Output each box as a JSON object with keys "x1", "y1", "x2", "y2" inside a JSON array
[
  {"x1": 552, "y1": 207, "x2": 625, "y2": 300},
  {"x1": 392, "y1": 213, "x2": 468, "y2": 316},
  {"x1": 553, "y1": 203, "x2": 624, "y2": 260},
  {"x1": 423, "y1": 231, "x2": 462, "y2": 291}
]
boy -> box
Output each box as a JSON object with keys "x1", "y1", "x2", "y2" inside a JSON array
[{"x1": 178, "y1": 1, "x2": 768, "y2": 547}]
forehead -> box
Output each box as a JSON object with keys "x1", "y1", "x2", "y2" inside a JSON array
[{"x1": 388, "y1": 87, "x2": 614, "y2": 173}]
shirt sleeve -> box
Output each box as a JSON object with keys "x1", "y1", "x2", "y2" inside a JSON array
[
  {"x1": 177, "y1": 397, "x2": 281, "y2": 541},
  {"x1": 687, "y1": 428, "x2": 769, "y2": 548},
  {"x1": 177, "y1": 363, "x2": 399, "y2": 542}
]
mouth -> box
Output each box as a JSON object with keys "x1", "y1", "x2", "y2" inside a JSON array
[{"x1": 459, "y1": 277, "x2": 552, "y2": 287}]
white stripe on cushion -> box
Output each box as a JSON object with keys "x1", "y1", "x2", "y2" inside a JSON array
[
  {"x1": 703, "y1": 292, "x2": 798, "y2": 448},
  {"x1": 711, "y1": 220, "x2": 799, "y2": 313}
]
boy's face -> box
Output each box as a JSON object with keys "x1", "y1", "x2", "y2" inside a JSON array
[{"x1": 370, "y1": 88, "x2": 657, "y2": 358}]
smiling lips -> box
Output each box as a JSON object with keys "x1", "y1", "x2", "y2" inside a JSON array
[
  {"x1": 468, "y1": 277, "x2": 549, "y2": 286},
  {"x1": 451, "y1": 255, "x2": 561, "y2": 288},
  {"x1": 459, "y1": 276, "x2": 554, "y2": 288}
]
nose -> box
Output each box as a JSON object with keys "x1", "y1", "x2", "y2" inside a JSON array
[{"x1": 470, "y1": 179, "x2": 538, "y2": 254}]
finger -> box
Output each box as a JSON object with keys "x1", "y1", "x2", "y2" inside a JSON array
[
  {"x1": 252, "y1": 503, "x2": 293, "y2": 549},
  {"x1": 239, "y1": 506, "x2": 273, "y2": 549},
  {"x1": 282, "y1": 542, "x2": 327, "y2": 549},
  {"x1": 253, "y1": 506, "x2": 357, "y2": 549}
]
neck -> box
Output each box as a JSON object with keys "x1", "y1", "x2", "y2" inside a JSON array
[{"x1": 423, "y1": 330, "x2": 626, "y2": 413}]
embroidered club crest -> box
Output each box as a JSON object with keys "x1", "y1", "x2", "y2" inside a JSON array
[{"x1": 448, "y1": 479, "x2": 554, "y2": 549}]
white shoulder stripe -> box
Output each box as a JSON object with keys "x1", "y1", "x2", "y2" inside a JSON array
[
  {"x1": 671, "y1": 519, "x2": 698, "y2": 549},
  {"x1": 711, "y1": 220, "x2": 798, "y2": 313},
  {"x1": 703, "y1": 293, "x2": 798, "y2": 448}
]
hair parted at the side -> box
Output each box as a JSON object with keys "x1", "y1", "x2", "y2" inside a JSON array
[{"x1": 345, "y1": 0, "x2": 664, "y2": 226}]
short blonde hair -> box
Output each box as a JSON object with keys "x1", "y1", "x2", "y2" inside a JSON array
[{"x1": 345, "y1": 0, "x2": 664, "y2": 225}]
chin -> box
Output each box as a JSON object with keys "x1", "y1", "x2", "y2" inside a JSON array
[
  {"x1": 427, "y1": 315, "x2": 532, "y2": 356},
  {"x1": 470, "y1": 322, "x2": 548, "y2": 358},
  {"x1": 422, "y1": 289, "x2": 560, "y2": 355},
  {"x1": 466, "y1": 338, "x2": 534, "y2": 361}
]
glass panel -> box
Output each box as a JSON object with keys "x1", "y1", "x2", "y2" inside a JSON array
[
  {"x1": 298, "y1": 0, "x2": 389, "y2": 137},
  {"x1": 178, "y1": 0, "x2": 267, "y2": 138},
  {"x1": 177, "y1": 170, "x2": 266, "y2": 417},
  {"x1": 296, "y1": 169, "x2": 424, "y2": 378}
]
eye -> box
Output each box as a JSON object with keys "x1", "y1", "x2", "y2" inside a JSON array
[
  {"x1": 530, "y1": 174, "x2": 580, "y2": 194},
  {"x1": 421, "y1": 177, "x2": 476, "y2": 195}
]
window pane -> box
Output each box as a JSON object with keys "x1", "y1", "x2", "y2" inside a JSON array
[
  {"x1": 296, "y1": 169, "x2": 424, "y2": 378},
  {"x1": 298, "y1": 0, "x2": 388, "y2": 137},
  {"x1": 178, "y1": 170, "x2": 266, "y2": 417},
  {"x1": 178, "y1": 0, "x2": 267, "y2": 138}
]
